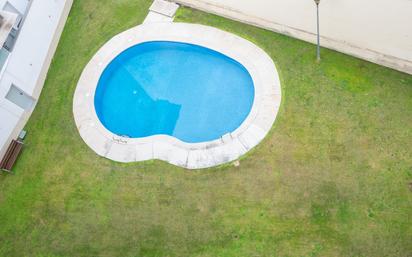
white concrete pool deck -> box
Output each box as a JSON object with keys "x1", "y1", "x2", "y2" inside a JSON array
[{"x1": 73, "y1": 22, "x2": 281, "y2": 169}]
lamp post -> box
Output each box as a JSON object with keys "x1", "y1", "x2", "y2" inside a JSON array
[{"x1": 314, "y1": 0, "x2": 320, "y2": 62}]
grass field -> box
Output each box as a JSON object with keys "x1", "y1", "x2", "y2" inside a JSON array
[{"x1": 0, "y1": 1, "x2": 411, "y2": 256}]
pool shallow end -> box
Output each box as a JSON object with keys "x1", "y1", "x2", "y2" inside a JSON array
[{"x1": 73, "y1": 22, "x2": 281, "y2": 169}]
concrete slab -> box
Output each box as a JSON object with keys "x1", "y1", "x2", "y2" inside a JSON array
[
  {"x1": 143, "y1": 11, "x2": 173, "y2": 24},
  {"x1": 149, "y1": 0, "x2": 179, "y2": 17}
]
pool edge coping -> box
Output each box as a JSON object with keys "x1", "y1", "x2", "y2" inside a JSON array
[{"x1": 73, "y1": 22, "x2": 281, "y2": 169}]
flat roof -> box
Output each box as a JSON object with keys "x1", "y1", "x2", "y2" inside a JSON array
[{"x1": 5, "y1": 0, "x2": 68, "y2": 95}]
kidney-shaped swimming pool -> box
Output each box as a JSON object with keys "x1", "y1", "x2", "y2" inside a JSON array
[
  {"x1": 73, "y1": 23, "x2": 281, "y2": 168},
  {"x1": 94, "y1": 41, "x2": 255, "y2": 143}
]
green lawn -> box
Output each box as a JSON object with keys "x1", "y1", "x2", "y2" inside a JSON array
[{"x1": 1, "y1": 1, "x2": 411, "y2": 256}]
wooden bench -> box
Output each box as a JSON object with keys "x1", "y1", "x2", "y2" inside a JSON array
[{"x1": 0, "y1": 139, "x2": 23, "y2": 173}]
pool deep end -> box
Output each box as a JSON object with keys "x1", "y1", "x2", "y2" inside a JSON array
[{"x1": 94, "y1": 41, "x2": 255, "y2": 143}]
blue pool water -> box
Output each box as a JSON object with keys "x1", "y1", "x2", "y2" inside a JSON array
[{"x1": 94, "y1": 41, "x2": 254, "y2": 143}]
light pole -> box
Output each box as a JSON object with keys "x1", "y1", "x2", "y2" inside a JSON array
[{"x1": 314, "y1": 0, "x2": 320, "y2": 62}]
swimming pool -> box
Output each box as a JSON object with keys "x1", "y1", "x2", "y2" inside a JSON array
[
  {"x1": 94, "y1": 41, "x2": 254, "y2": 143},
  {"x1": 74, "y1": 23, "x2": 280, "y2": 168}
]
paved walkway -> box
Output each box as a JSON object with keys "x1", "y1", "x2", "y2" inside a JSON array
[{"x1": 144, "y1": 0, "x2": 179, "y2": 24}]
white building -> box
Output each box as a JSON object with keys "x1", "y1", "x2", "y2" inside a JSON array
[{"x1": 0, "y1": 0, "x2": 72, "y2": 159}]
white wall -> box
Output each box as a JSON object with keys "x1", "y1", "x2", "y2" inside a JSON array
[
  {"x1": 0, "y1": 0, "x2": 73, "y2": 159},
  {"x1": 175, "y1": 0, "x2": 412, "y2": 74}
]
